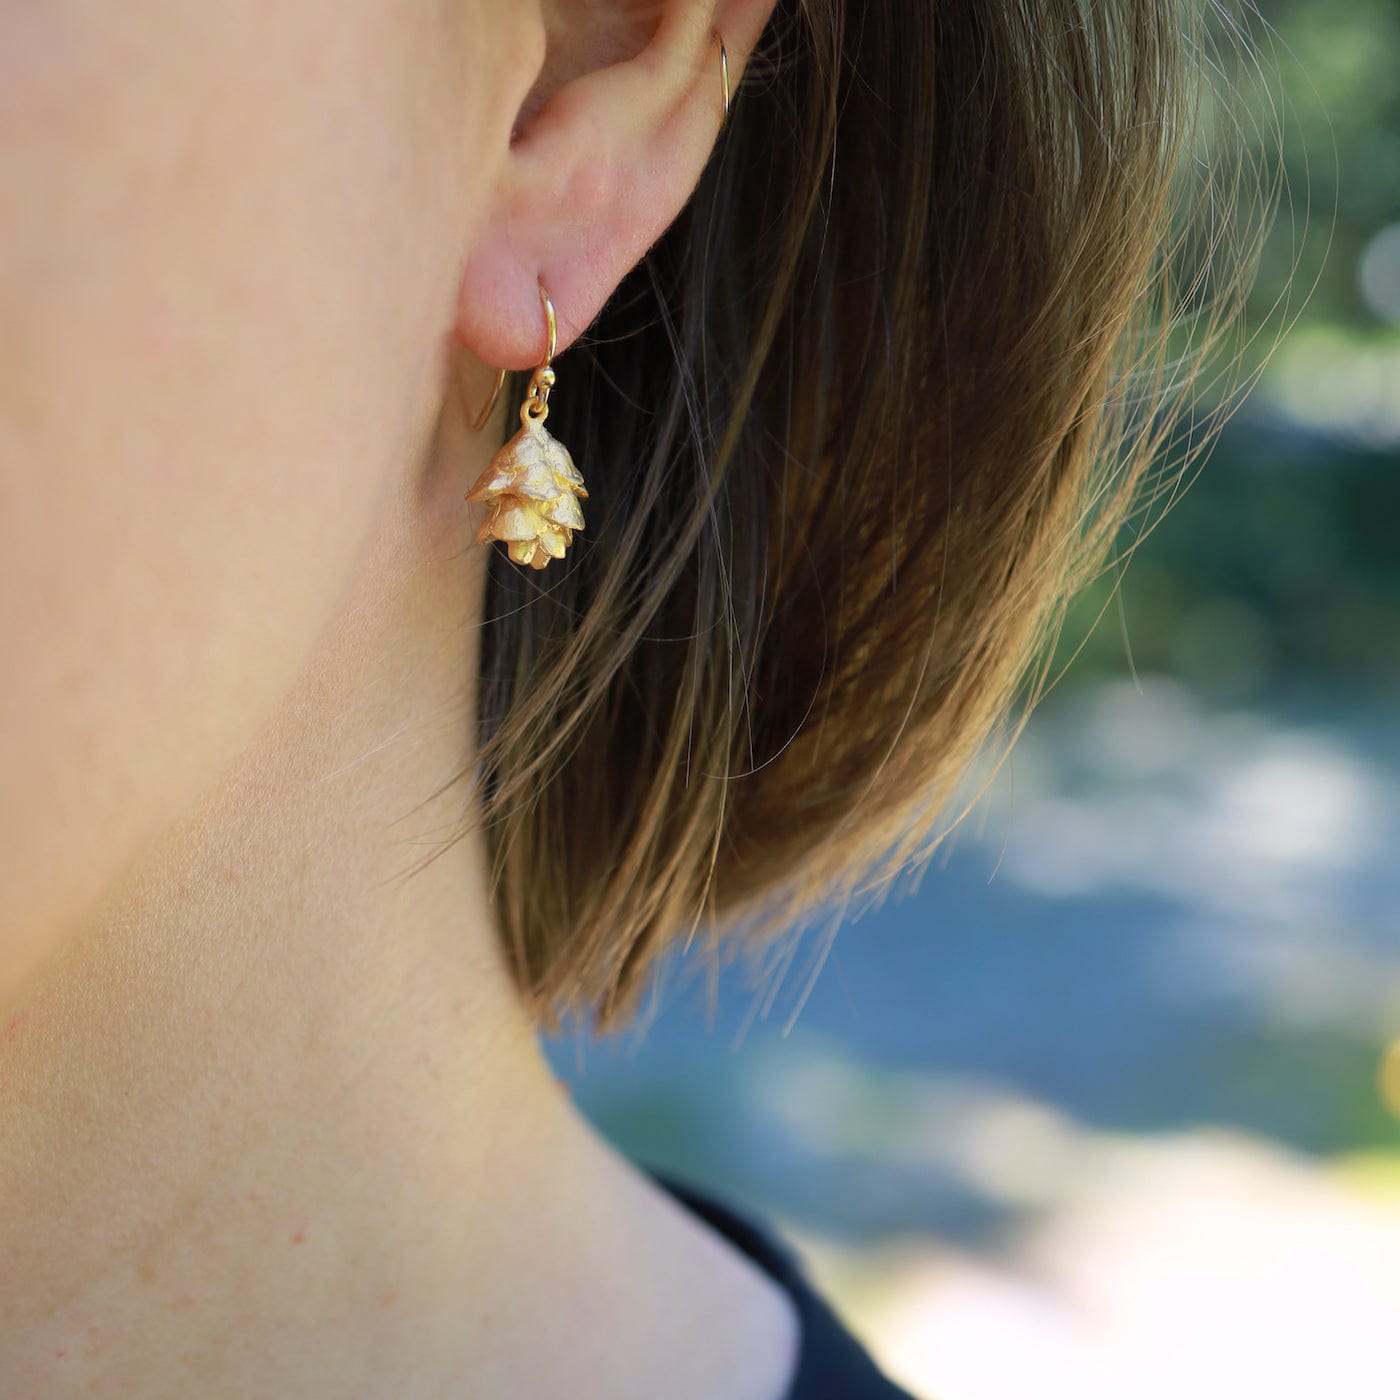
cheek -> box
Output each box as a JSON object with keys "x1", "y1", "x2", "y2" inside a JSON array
[{"x1": 0, "y1": 3, "x2": 466, "y2": 990}]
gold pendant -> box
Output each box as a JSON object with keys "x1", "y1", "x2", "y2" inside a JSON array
[{"x1": 465, "y1": 394, "x2": 588, "y2": 570}]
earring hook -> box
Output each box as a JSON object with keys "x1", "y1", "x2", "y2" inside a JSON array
[
  {"x1": 469, "y1": 366, "x2": 506, "y2": 433},
  {"x1": 467, "y1": 279, "x2": 558, "y2": 432},
  {"x1": 716, "y1": 30, "x2": 730, "y2": 126},
  {"x1": 538, "y1": 279, "x2": 557, "y2": 364}
]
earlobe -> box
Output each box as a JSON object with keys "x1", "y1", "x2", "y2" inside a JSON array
[{"x1": 452, "y1": 0, "x2": 768, "y2": 374}]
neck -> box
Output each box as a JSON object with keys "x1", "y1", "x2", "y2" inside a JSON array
[{"x1": 0, "y1": 392, "x2": 799, "y2": 1398}]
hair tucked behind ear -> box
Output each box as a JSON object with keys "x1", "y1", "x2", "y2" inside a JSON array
[{"x1": 427, "y1": 0, "x2": 1276, "y2": 1034}]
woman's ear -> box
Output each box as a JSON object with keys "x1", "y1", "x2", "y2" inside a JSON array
[{"x1": 453, "y1": 0, "x2": 776, "y2": 369}]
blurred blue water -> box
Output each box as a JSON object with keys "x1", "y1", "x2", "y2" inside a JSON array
[{"x1": 543, "y1": 680, "x2": 1400, "y2": 1246}]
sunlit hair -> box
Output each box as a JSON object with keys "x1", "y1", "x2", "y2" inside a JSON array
[{"x1": 416, "y1": 0, "x2": 1283, "y2": 1033}]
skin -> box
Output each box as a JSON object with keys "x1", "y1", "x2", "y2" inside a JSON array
[{"x1": 0, "y1": 1, "x2": 799, "y2": 1395}]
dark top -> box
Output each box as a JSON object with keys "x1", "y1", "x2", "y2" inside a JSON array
[{"x1": 645, "y1": 1168, "x2": 924, "y2": 1400}]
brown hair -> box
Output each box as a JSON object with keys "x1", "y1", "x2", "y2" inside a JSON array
[{"x1": 421, "y1": 0, "x2": 1272, "y2": 1033}]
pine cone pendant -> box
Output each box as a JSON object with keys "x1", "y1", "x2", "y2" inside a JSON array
[{"x1": 465, "y1": 411, "x2": 588, "y2": 570}]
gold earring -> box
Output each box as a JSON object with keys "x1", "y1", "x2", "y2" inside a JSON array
[
  {"x1": 716, "y1": 28, "x2": 730, "y2": 127},
  {"x1": 464, "y1": 280, "x2": 588, "y2": 571}
]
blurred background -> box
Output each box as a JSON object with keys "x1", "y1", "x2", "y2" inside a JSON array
[{"x1": 543, "y1": 3, "x2": 1400, "y2": 1395}]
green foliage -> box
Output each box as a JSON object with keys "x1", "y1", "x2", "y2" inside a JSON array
[
  {"x1": 1054, "y1": 421, "x2": 1400, "y2": 697},
  {"x1": 1056, "y1": 0, "x2": 1400, "y2": 696}
]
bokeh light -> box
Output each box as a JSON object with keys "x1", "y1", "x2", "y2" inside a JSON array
[
  {"x1": 1358, "y1": 223, "x2": 1400, "y2": 324},
  {"x1": 1376, "y1": 1037, "x2": 1400, "y2": 1119}
]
